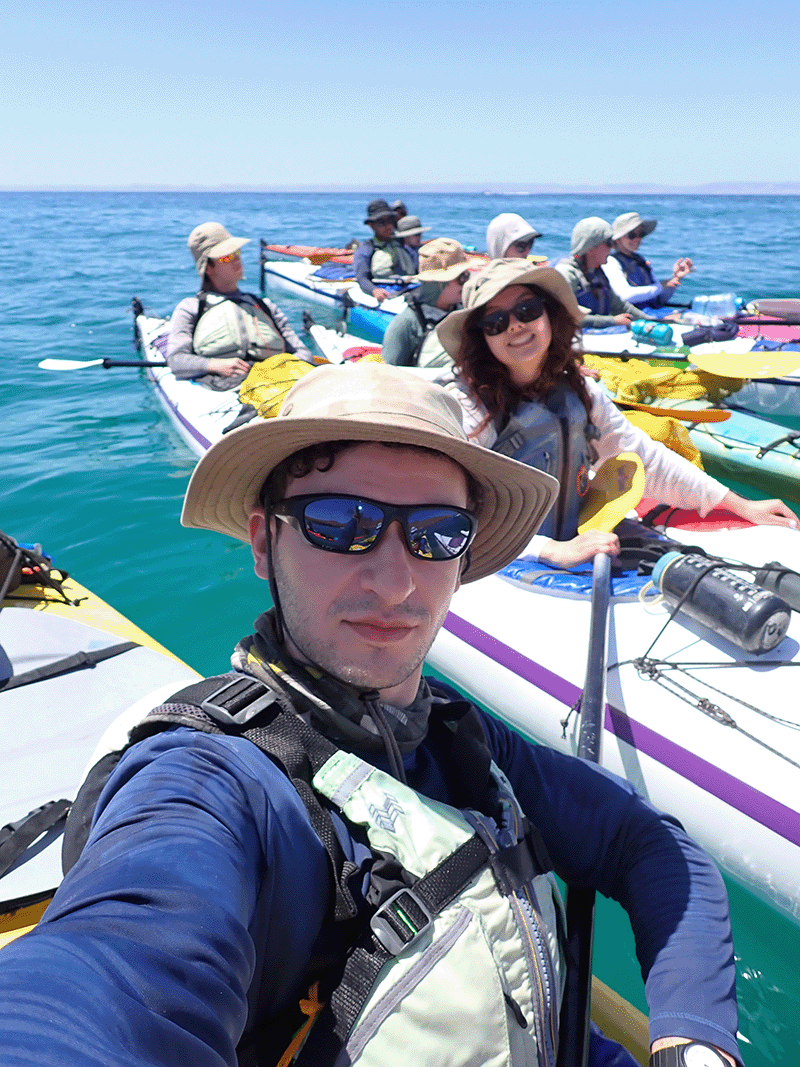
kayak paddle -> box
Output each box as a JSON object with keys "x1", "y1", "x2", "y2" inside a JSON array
[
  {"x1": 556, "y1": 551, "x2": 613, "y2": 1067},
  {"x1": 39, "y1": 358, "x2": 167, "y2": 371},
  {"x1": 689, "y1": 350, "x2": 800, "y2": 380},
  {"x1": 614, "y1": 399, "x2": 732, "y2": 422}
]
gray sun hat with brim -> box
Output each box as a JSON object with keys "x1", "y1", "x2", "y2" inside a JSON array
[
  {"x1": 612, "y1": 212, "x2": 658, "y2": 241},
  {"x1": 395, "y1": 215, "x2": 431, "y2": 239},
  {"x1": 436, "y1": 260, "x2": 583, "y2": 358},
  {"x1": 570, "y1": 217, "x2": 613, "y2": 256},
  {"x1": 188, "y1": 222, "x2": 250, "y2": 279},
  {"x1": 181, "y1": 362, "x2": 558, "y2": 583}
]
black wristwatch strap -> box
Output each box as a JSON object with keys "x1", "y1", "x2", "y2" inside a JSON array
[{"x1": 650, "y1": 1042, "x2": 729, "y2": 1067}]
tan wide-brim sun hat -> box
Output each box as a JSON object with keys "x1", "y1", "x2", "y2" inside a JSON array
[
  {"x1": 188, "y1": 222, "x2": 251, "y2": 279},
  {"x1": 436, "y1": 259, "x2": 583, "y2": 358},
  {"x1": 611, "y1": 212, "x2": 657, "y2": 242},
  {"x1": 415, "y1": 238, "x2": 471, "y2": 282},
  {"x1": 182, "y1": 362, "x2": 558, "y2": 583}
]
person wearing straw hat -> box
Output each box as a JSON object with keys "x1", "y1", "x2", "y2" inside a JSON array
[
  {"x1": 381, "y1": 238, "x2": 472, "y2": 369},
  {"x1": 0, "y1": 361, "x2": 742, "y2": 1067},
  {"x1": 555, "y1": 216, "x2": 650, "y2": 329},
  {"x1": 437, "y1": 258, "x2": 798, "y2": 569},
  {"x1": 353, "y1": 199, "x2": 416, "y2": 302},
  {"x1": 166, "y1": 222, "x2": 312, "y2": 390},
  {"x1": 393, "y1": 214, "x2": 431, "y2": 272},
  {"x1": 603, "y1": 212, "x2": 695, "y2": 309},
  {"x1": 486, "y1": 211, "x2": 548, "y2": 263}
]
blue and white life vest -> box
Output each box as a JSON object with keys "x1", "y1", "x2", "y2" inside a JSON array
[
  {"x1": 492, "y1": 385, "x2": 597, "y2": 540},
  {"x1": 610, "y1": 250, "x2": 657, "y2": 288}
]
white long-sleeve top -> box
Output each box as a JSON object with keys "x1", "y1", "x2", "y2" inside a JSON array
[
  {"x1": 601, "y1": 254, "x2": 665, "y2": 307},
  {"x1": 445, "y1": 376, "x2": 729, "y2": 560}
]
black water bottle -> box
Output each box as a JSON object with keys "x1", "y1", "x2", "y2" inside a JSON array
[{"x1": 650, "y1": 552, "x2": 791, "y2": 654}]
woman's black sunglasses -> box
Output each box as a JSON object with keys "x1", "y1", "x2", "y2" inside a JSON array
[
  {"x1": 477, "y1": 293, "x2": 546, "y2": 337},
  {"x1": 271, "y1": 494, "x2": 477, "y2": 561}
]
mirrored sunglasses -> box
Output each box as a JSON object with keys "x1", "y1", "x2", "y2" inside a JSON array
[
  {"x1": 626, "y1": 229, "x2": 646, "y2": 240},
  {"x1": 477, "y1": 293, "x2": 546, "y2": 336},
  {"x1": 214, "y1": 250, "x2": 241, "y2": 264},
  {"x1": 272, "y1": 494, "x2": 476, "y2": 561}
]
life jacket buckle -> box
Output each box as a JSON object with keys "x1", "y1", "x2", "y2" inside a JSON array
[
  {"x1": 370, "y1": 887, "x2": 432, "y2": 956},
  {"x1": 200, "y1": 676, "x2": 277, "y2": 727}
]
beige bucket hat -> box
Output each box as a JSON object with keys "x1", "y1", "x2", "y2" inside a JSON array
[
  {"x1": 436, "y1": 259, "x2": 583, "y2": 358},
  {"x1": 612, "y1": 212, "x2": 657, "y2": 242},
  {"x1": 182, "y1": 362, "x2": 558, "y2": 582},
  {"x1": 188, "y1": 222, "x2": 251, "y2": 278},
  {"x1": 416, "y1": 238, "x2": 471, "y2": 282}
]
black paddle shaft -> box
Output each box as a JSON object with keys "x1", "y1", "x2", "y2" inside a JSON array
[{"x1": 556, "y1": 552, "x2": 612, "y2": 1067}]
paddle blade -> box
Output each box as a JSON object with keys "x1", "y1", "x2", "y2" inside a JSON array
[
  {"x1": 38, "y1": 358, "x2": 105, "y2": 370},
  {"x1": 691, "y1": 350, "x2": 800, "y2": 380},
  {"x1": 578, "y1": 454, "x2": 645, "y2": 534}
]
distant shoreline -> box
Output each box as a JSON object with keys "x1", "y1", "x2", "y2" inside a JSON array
[{"x1": 2, "y1": 183, "x2": 800, "y2": 196}]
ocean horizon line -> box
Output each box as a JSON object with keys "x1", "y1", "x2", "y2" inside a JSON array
[{"x1": 2, "y1": 182, "x2": 800, "y2": 196}]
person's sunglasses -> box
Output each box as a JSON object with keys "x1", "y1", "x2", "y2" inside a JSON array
[
  {"x1": 271, "y1": 494, "x2": 476, "y2": 561},
  {"x1": 477, "y1": 293, "x2": 546, "y2": 336},
  {"x1": 511, "y1": 238, "x2": 534, "y2": 254},
  {"x1": 626, "y1": 229, "x2": 646, "y2": 240},
  {"x1": 214, "y1": 250, "x2": 241, "y2": 264}
]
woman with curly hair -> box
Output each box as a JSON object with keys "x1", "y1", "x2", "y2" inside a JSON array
[{"x1": 436, "y1": 259, "x2": 797, "y2": 568}]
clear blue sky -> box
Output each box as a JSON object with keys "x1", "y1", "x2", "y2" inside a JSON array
[{"x1": 2, "y1": 0, "x2": 798, "y2": 189}]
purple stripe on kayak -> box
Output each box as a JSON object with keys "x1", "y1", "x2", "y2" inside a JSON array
[
  {"x1": 147, "y1": 371, "x2": 213, "y2": 451},
  {"x1": 443, "y1": 612, "x2": 800, "y2": 849}
]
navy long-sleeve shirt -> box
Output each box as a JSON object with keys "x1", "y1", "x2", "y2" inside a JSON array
[{"x1": 0, "y1": 700, "x2": 739, "y2": 1065}]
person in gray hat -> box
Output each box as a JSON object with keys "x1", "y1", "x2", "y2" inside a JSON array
[
  {"x1": 604, "y1": 212, "x2": 694, "y2": 309},
  {"x1": 394, "y1": 215, "x2": 431, "y2": 272},
  {"x1": 390, "y1": 198, "x2": 408, "y2": 220},
  {"x1": 437, "y1": 258, "x2": 798, "y2": 569},
  {"x1": 353, "y1": 200, "x2": 416, "y2": 302},
  {"x1": 382, "y1": 238, "x2": 471, "y2": 369},
  {"x1": 0, "y1": 359, "x2": 744, "y2": 1067},
  {"x1": 554, "y1": 217, "x2": 649, "y2": 328},
  {"x1": 166, "y1": 222, "x2": 311, "y2": 390}
]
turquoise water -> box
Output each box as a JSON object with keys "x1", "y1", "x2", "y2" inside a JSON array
[{"x1": 4, "y1": 192, "x2": 800, "y2": 1063}]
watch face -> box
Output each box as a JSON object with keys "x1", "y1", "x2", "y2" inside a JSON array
[{"x1": 683, "y1": 1044, "x2": 728, "y2": 1067}]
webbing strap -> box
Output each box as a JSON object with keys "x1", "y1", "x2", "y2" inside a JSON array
[
  {"x1": 298, "y1": 832, "x2": 491, "y2": 1063},
  {"x1": 0, "y1": 799, "x2": 71, "y2": 879},
  {"x1": 0, "y1": 642, "x2": 139, "y2": 693},
  {"x1": 132, "y1": 675, "x2": 360, "y2": 922}
]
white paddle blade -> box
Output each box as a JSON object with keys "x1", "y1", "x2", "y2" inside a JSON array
[{"x1": 38, "y1": 358, "x2": 105, "y2": 370}]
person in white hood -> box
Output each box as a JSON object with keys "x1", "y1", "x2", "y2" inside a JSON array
[{"x1": 486, "y1": 212, "x2": 547, "y2": 262}]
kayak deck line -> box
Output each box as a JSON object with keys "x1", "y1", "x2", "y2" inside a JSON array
[{"x1": 442, "y1": 611, "x2": 800, "y2": 852}]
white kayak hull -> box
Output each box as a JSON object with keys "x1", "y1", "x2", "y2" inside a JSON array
[{"x1": 429, "y1": 521, "x2": 800, "y2": 925}]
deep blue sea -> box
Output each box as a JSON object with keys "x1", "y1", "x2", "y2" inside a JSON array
[{"x1": 3, "y1": 191, "x2": 800, "y2": 1064}]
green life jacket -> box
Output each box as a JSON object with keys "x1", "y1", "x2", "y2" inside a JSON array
[
  {"x1": 63, "y1": 673, "x2": 566, "y2": 1067},
  {"x1": 192, "y1": 293, "x2": 286, "y2": 359}
]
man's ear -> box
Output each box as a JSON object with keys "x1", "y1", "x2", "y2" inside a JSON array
[{"x1": 249, "y1": 511, "x2": 271, "y2": 580}]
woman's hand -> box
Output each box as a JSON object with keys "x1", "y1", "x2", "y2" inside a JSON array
[
  {"x1": 206, "y1": 357, "x2": 251, "y2": 377},
  {"x1": 539, "y1": 532, "x2": 620, "y2": 568},
  {"x1": 720, "y1": 490, "x2": 799, "y2": 528},
  {"x1": 613, "y1": 313, "x2": 634, "y2": 326}
]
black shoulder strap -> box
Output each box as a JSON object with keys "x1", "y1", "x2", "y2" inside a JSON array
[{"x1": 190, "y1": 293, "x2": 209, "y2": 346}]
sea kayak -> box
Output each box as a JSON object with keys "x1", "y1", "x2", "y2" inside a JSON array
[
  {"x1": 0, "y1": 536, "x2": 199, "y2": 941},
  {"x1": 582, "y1": 321, "x2": 800, "y2": 423},
  {"x1": 134, "y1": 310, "x2": 243, "y2": 457}
]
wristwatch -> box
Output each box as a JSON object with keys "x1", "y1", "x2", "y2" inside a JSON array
[{"x1": 650, "y1": 1042, "x2": 730, "y2": 1067}]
